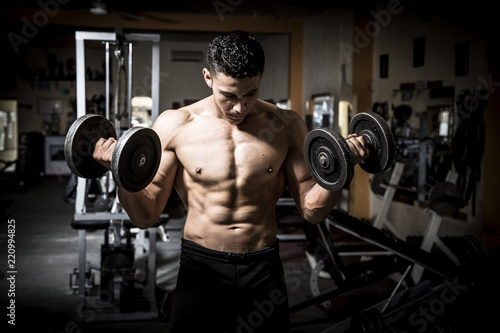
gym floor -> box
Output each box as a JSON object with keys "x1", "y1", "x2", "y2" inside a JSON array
[{"x1": 1, "y1": 177, "x2": 499, "y2": 332}]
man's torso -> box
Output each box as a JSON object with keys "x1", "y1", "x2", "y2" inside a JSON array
[{"x1": 164, "y1": 98, "x2": 299, "y2": 252}]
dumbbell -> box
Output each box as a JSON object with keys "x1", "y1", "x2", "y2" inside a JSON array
[
  {"x1": 304, "y1": 111, "x2": 395, "y2": 191},
  {"x1": 64, "y1": 114, "x2": 161, "y2": 192}
]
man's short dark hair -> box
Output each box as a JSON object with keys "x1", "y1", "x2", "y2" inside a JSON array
[{"x1": 207, "y1": 30, "x2": 265, "y2": 79}]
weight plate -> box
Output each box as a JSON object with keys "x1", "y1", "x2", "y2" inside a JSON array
[
  {"x1": 428, "y1": 181, "x2": 464, "y2": 216},
  {"x1": 112, "y1": 127, "x2": 161, "y2": 192},
  {"x1": 348, "y1": 111, "x2": 395, "y2": 174},
  {"x1": 304, "y1": 128, "x2": 354, "y2": 191},
  {"x1": 454, "y1": 234, "x2": 489, "y2": 284},
  {"x1": 64, "y1": 114, "x2": 116, "y2": 179},
  {"x1": 370, "y1": 171, "x2": 390, "y2": 197},
  {"x1": 456, "y1": 234, "x2": 489, "y2": 268}
]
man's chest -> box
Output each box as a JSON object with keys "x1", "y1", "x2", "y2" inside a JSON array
[{"x1": 174, "y1": 122, "x2": 288, "y2": 183}]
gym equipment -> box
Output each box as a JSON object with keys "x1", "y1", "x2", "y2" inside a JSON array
[
  {"x1": 335, "y1": 279, "x2": 441, "y2": 333},
  {"x1": 64, "y1": 114, "x2": 161, "y2": 193},
  {"x1": 69, "y1": 261, "x2": 95, "y2": 293},
  {"x1": 70, "y1": 30, "x2": 164, "y2": 323},
  {"x1": 65, "y1": 114, "x2": 116, "y2": 179},
  {"x1": 371, "y1": 172, "x2": 467, "y2": 217},
  {"x1": 329, "y1": 209, "x2": 491, "y2": 286},
  {"x1": 99, "y1": 228, "x2": 136, "y2": 305},
  {"x1": 370, "y1": 169, "x2": 427, "y2": 199},
  {"x1": 370, "y1": 162, "x2": 470, "y2": 283},
  {"x1": 292, "y1": 206, "x2": 491, "y2": 331},
  {"x1": 350, "y1": 308, "x2": 386, "y2": 333},
  {"x1": 348, "y1": 111, "x2": 395, "y2": 174},
  {"x1": 304, "y1": 111, "x2": 395, "y2": 191},
  {"x1": 290, "y1": 219, "x2": 408, "y2": 317},
  {"x1": 370, "y1": 162, "x2": 406, "y2": 240},
  {"x1": 111, "y1": 124, "x2": 161, "y2": 192},
  {"x1": 454, "y1": 234, "x2": 490, "y2": 284},
  {"x1": 332, "y1": 209, "x2": 457, "y2": 278},
  {"x1": 427, "y1": 181, "x2": 468, "y2": 217},
  {"x1": 304, "y1": 127, "x2": 354, "y2": 191},
  {"x1": 337, "y1": 240, "x2": 496, "y2": 333}
]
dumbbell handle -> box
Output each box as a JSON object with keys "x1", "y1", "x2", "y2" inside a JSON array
[
  {"x1": 358, "y1": 130, "x2": 378, "y2": 154},
  {"x1": 93, "y1": 136, "x2": 147, "y2": 170},
  {"x1": 88, "y1": 136, "x2": 112, "y2": 158},
  {"x1": 317, "y1": 132, "x2": 371, "y2": 171}
]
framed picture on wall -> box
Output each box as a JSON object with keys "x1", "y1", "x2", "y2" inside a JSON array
[
  {"x1": 454, "y1": 42, "x2": 469, "y2": 76},
  {"x1": 380, "y1": 54, "x2": 389, "y2": 78}
]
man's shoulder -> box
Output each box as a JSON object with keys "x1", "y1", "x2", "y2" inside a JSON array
[
  {"x1": 155, "y1": 101, "x2": 203, "y2": 127},
  {"x1": 152, "y1": 109, "x2": 191, "y2": 141},
  {"x1": 256, "y1": 100, "x2": 302, "y2": 125},
  {"x1": 158, "y1": 108, "x2": 191, "y2": 122}
]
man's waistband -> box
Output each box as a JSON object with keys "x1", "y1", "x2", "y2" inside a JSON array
[{"x1": 181, "y1": 238, "x2": 280, "y2": 263}]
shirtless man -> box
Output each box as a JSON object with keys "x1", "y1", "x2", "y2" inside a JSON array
[{"x1": 94, "y1": 30, "x2": 368, "y2": 332}]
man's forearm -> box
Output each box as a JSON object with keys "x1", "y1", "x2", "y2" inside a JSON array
[
  {"x1": 118, "y1": 188, "x2": 161, "y2": 229},
  {"x1": 302, "y1": 183, "x2": 342, "y2": 224}
]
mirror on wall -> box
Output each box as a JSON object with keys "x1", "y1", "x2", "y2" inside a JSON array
[
  {"x1": 391, "y1": 86, "x2": 455, "y2": 141},
  {"x1": 305, "y1": 94, "x2": 335, "y2": 131},
  {"x1": 388, "y1": 86, "x2": 456, "y2": 202}
]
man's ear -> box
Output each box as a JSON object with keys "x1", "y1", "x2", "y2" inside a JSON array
[{"x1": 202, "y1": 68, "x2": 213, "y2": 88}]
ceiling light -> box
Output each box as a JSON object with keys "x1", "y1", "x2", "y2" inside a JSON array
[{"x1": 90, "y1": 0, "x2": 108, "y2": 15}]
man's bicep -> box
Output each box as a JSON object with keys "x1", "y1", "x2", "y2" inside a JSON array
[
  {"x1": 284, "y1": 145, "x2": 315, "y2": 211},
  {"x1": 284, "y1": 113, "x2": 315, "y2": 199},
  {"x1": 149, "y1": 108, "x2": 186, "y2": 206},
  {"x1": 148, "y1": 149, "x2": 179, "y2": 213}
]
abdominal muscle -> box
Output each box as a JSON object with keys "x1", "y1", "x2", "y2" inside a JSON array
[{"x1": 180, "y1": 173, "x2": 283, "y2": 253}]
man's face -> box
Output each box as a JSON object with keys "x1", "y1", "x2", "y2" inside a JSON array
[{"x1": 203, "y1": 69, "x2": 262, "y2": 125}]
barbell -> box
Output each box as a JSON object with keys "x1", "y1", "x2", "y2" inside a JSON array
[
  {"x1": 64, "y1": 114, "x2": 161, "y2": 192},
  {"x1": 304, "y1": 111, "x2": 395, "y2": 191}
]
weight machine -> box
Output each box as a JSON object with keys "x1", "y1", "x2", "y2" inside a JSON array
[
  {"x1": 370, "y1": 161, "x2": 467, "y2": 283},
  {"x1": 69, "y1": 30, "x2": 168, "y2": 321},
  {"x1": 290, "y1": 164, "x2": 477, "y2": 329},
  {"x1": 291, "y1": 205, "x2": 489, "y2": 332},
  {"x1": 319, "y1": 232, "x2": 493, "y2": 333}
]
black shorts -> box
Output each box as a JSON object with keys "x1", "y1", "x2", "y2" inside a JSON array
[{"x1": 170, "y1": 238, "x2": 290, "y2": 333}]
